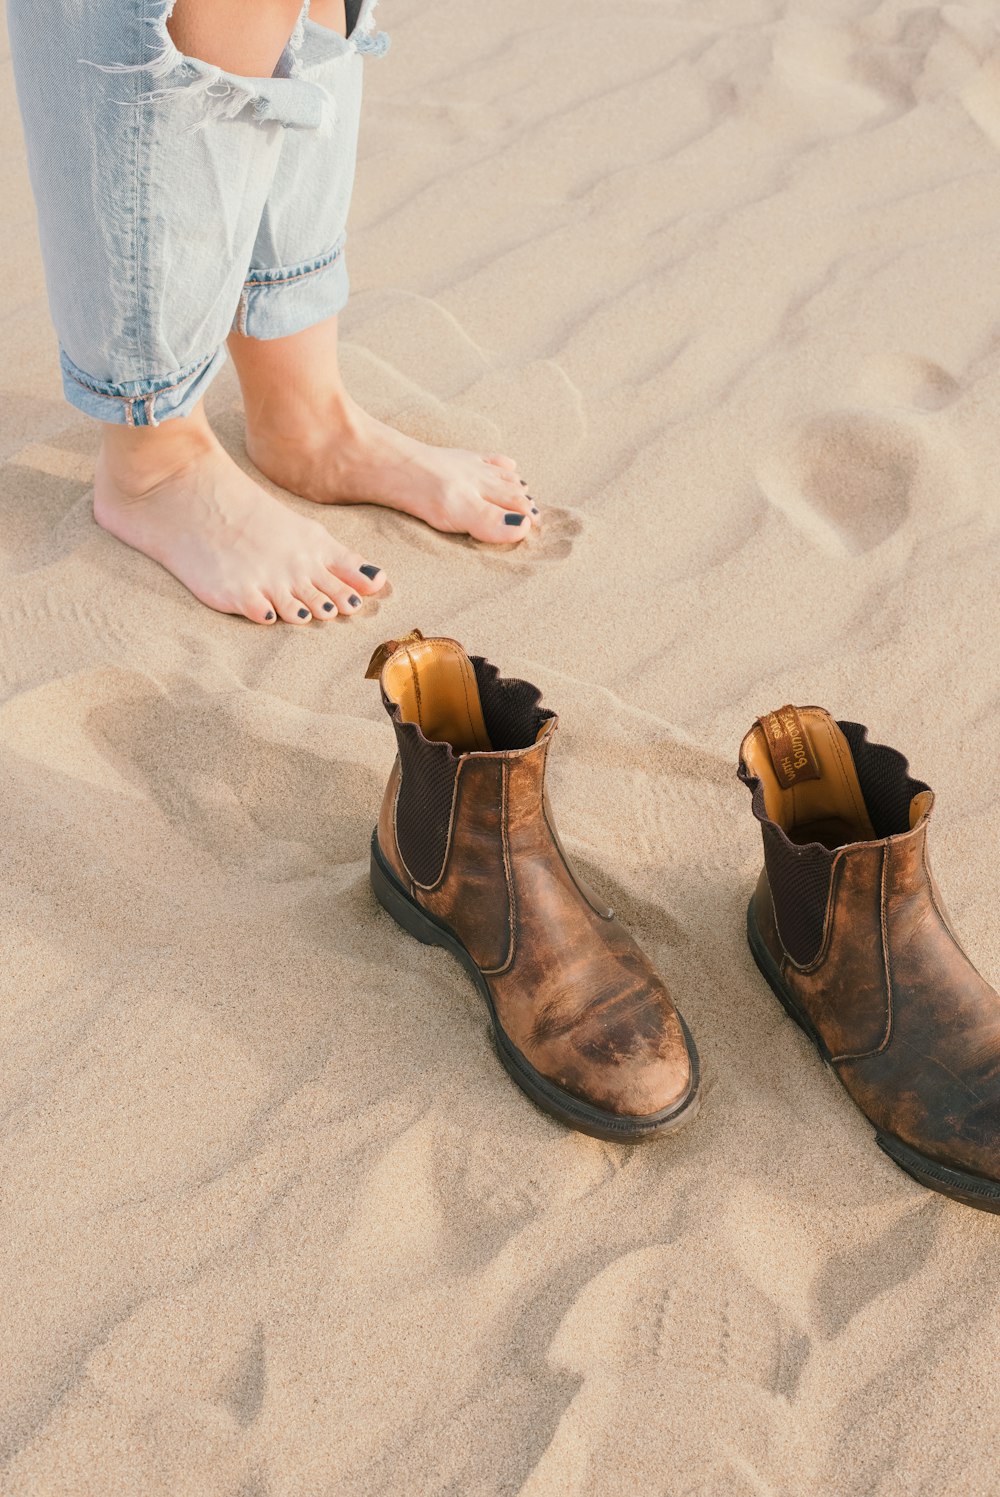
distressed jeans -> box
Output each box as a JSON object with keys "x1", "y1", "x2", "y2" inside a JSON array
[{"x1": 7, "y1": 0, "x2": 388, "y2": 426}]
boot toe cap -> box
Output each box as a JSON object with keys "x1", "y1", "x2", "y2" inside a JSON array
[{"x1": 547, "y1": 1003, "x2": 698, "y2": 1123}]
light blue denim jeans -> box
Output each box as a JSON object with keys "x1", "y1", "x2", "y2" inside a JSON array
[{"x1": 8, "y1": 0, "x2": 388, "y2": 426}]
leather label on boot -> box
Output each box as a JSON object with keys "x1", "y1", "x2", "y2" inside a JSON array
[{"x1": 757, "y1": 705, "x2": 822, "y2": 789}]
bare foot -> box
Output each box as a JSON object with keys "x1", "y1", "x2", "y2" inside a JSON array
[
  {"x1": 93, "y1": 405, "x2": 387, "y2": 624},
  {"x1": 246, "y1": 396, "x2": 539, "y2": 544},
  {"x1": 228, "y1": 317, "x2": 538, "y2": 544}
]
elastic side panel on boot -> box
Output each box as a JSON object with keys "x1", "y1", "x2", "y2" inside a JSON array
[
  {"x1": 760, "y1": 818, "x2": 835, "y2": 967},
  {"x1": 740, "y1": 763, "x2": 835, "y2": 967},
  {"x1": 471, "y1": 657, "x2": 555, "y2": 751},
  {"x1": 393, "y1": 719, "x2": 458, "y2": 887},
  {"x1": 837, "y1": 721, "x2": 930, "y2": 838}
]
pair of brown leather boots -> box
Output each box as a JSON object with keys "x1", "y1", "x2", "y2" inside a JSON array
[{"x1": 366, "y1": 632, "x2": 1000, "y2": 1214}]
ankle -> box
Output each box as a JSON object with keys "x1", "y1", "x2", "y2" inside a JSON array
[
  {"x1": 97, "y1": 405, "x2": 219, "y2": 498},
  {"x1": 228, "y1": 315, "x2": 356, "y2": 442},
  {"x1": 246, "y1": 387, "x2": 365, "y2": 449}
]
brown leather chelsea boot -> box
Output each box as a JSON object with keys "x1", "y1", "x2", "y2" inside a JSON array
[
  {"x1": 366, "y1": 630, "x2": 700, "y2": 1141},
  {"x1": 740, "y1": 704, "x2": 1000, "y2": 1211}
]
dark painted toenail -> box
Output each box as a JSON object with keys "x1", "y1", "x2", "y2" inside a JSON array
[
  {"x1": 297, "y1": 608, "x2": 309, "y2": 619},
  {"x1": 531, "y1": 507, "x2": 539, "y2": 515},
  {"x1": 505, "y1": 513, "x2": 525, "y2": 526},
  {"x1": 359, "y1": 564, "x2": 381, "y2": 579},
  {"x1": 265, "y1": 611, "x2": 275, "y2": 621},
  {"x1": 520, "y1": 479, "x2": 528, "y2": 486},
  {"x1": 323, "y1": 601, "x2": 334, "y2": 612},
  {"x1": 348, "y1": 594, "x2": 361, "y2": 607}
]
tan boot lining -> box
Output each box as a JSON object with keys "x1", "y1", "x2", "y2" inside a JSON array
[
  {"x1": 382, "y1": 639, "x2": 492, "y2": 753},
  {"x1": 742, "y1": 707, "x2": 876, "y2": 846}
]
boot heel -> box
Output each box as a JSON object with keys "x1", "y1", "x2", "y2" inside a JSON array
[{"x1": 369, "y1": 831, "x2": 445, "y2": 948}]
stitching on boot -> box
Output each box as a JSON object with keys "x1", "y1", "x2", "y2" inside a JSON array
[
  {"x1": 405, "y1": 648, "x2": 423, "y2": 729},
  {"x1": 457, "y1": 652, "x2": 480, "y2": 748},
  {"x1": 879, "y1": 842, "x2": 894, "y2": 1053},
  {"x1": 762, "y1": 822, "x2": 835, "y2": 969},
  {"x1": 830, "y1": 844, "x2": 893, "y2": 1063},
  {"x1": 787, "y1": 854, "x2": 845, "y2": 975},
  {"x1": 816, "y1": 713, "x2": 872, "y2": 833},
  {"x1": 921, "y1": 832, "x2": 967, "y2": 961},
  {"x1": 481, "y1": 760, "x2": 517, "y2": 976}
]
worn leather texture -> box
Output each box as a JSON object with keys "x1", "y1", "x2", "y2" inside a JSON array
[
  {"x1": 752, "y1": 808, "x2": 1000, "y2": 1181},
  {"x1": 374, "y1": 639, "x2": 693, "y2": 1119},
  {"x1": 377, "y1": 757, "x2": 407, "y2": 886}
]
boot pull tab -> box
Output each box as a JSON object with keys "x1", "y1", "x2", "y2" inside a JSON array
[
  {"x1": 364, "y1": 629, "x2": 425, "y2": 681},
  {"x1": 756, "y1": 705, "x2": 822, "y2": 790}
]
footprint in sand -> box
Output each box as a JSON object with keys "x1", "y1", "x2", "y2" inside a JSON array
[
  {"x1": 854, "y1": 353, "x2": 960, "y2": 412},
  {"x1": 86, "y1": 681, "x2": 382, "y2": 879},
  {"x1": 757, "y1": 410, "x2": 923, "y2": 556},
  {"x1": 391, "y1": 500, "x2": 583, "y2": 567},
  {"x1": 771, "y1": 19, "x2": 914, "y2": 127},
  {"x1": 481, "y1": 504, "x2": 583, "y2": 567},
  {"x1": 524, "y1": 1243, "x2": 806, "y2": 1494},
  {"x1": 810, "y1": 1204, "x2": 939, "y2": 1340},
  {"x1": 217, "y1": 1322, "x2": 268, "y2": 1427},
  {"x1": 962, "y1": 48, "x2": 1000, "y2": 152}
]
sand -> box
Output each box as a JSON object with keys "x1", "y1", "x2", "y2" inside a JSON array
[{"x1": 3, "y1": 0, "x2": 1000, "y2": 1491}]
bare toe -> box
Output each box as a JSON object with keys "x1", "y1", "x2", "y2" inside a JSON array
[
  {"x1": 313, "y1": 574, "x2": 363, "y2": 616},
  {"x1": 326, "y1": 548, "x2": 388, "y2": 595},
  {"x1": 339, "y1": 589, "x2": 364, "y2": 616},
  {"x1": 244, "y1": 591, "x2": 278, "y2": 625},
  {"x1": 295, "y1": 583, "x2": 339, "y2": 621},
  {"x1": 92, "y1": 426, "x2": 388, "y2": 624},
  {"x1": 272, "y1": 590, "x2": 313, "y2": 624},
  {"x1": 481, "y1": 474, "x2": 537, "y2": 520},
  {"x1": 464, "y1": 500, "x2": 531, "y2": 545}
]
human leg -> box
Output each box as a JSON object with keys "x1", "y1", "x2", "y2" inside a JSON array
[
  {"x1": 8, "y1": 0, "x2": 387, "y2": 619},
  {"x1": 226, "y1": 3, "x2": 538, "y2": 544}
]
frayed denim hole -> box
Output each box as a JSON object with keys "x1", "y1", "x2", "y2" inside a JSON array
[
  {"x1": 274, "y1": 0, "x2": 310, "y2": 79},
  {"x1": 82, "y1": 0, "x2": 315, "y2": 129},
  {"x1": 355, "y1": 32, "x2": 390, "y2": 56},
  {"x1": 353, "y1": 0, "x2": 390, "y2": 55},
  {"x1": 80, "y1": 1, "x2": 184, "y2": 84}
]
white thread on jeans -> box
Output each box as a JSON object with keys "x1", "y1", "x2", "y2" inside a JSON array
[{"x1": 80, "y1": 0, "x2": 318, "y2": 131}]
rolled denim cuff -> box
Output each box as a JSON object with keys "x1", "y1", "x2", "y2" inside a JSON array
[
  {"x1": 59, "y1": 346, "x2": 228, "y2": 426},
  {"x1": 235, "y1": 236, "x2": 350, "y2": 341}
]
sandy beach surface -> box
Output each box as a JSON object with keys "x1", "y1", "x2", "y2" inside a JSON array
[{"x1": 4, "y1": 0, "x2": 1000, "y2": 1492}]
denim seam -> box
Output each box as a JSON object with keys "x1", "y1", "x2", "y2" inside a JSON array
[
  {"x1": 62, "y1": 352, "x2": 214, "y2": 404},
  {"x1": 132, "y1": 1, "x2": 147, "y2": 372},
  {"x1": 242, "y1": 243, "x2": 344, "y2": 290}
]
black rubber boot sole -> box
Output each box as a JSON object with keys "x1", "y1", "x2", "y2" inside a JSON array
[
  {"x1": 746, "y1": 896, "x2": 1000, "y2": 1213},
  {"x1": 370, "y1": 832, "x2": 701, "y2": 1142}
]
